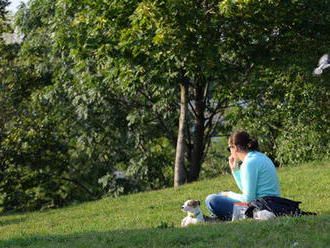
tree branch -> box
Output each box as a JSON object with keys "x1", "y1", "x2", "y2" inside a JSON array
[{"x1": 57, "y1": 176, "x2": 97, "y2": 199}]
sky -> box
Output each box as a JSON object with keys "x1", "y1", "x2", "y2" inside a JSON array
[{"x1": 7, "y1": 0, "x2": 28, "y2": 13}]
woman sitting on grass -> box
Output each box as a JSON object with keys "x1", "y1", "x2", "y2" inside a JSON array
[{"x1": 205, "y1": 130, "x2": 281, "y2": 220}]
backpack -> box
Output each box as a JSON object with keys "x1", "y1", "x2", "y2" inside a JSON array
[{"x1": 245, "y1": 196, "x2": 316, "y2": 218}]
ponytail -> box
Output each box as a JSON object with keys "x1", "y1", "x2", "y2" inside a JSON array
[{"x1": 247, "y1": 138, "x2": 259, "y2": 151}]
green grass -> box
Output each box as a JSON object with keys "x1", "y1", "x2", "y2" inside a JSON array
[{"x1": 1, "y1": 160, "x2": 330, "y2": 248}]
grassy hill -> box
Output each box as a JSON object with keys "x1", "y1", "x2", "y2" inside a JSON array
[{"x1": 0, "y1": 160, "x2": 330, "y2": 248}]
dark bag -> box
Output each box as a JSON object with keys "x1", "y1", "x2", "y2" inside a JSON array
[{"x1": 245, "y1": 196, "x2": 316, "y2": 218}]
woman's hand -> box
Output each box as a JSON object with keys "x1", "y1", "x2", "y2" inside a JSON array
[
  {"x1": 219, "y1": 191, "x2": 229, "y2": 197},
  {"x1": 228, "y1": 155, "x2": 237, "y2": 171}
]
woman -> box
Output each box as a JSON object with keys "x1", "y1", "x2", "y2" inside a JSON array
[{"x1": 205, "y1": 130, "x2": 281, "y2": 220}]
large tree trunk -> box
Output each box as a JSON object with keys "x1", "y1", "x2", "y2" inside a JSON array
[
  {"x1": 174, "y1": 82, "x2": 188, "y2": 187},
  {"x1": 187, "y1": 83, "x2": 205, "y2": 182}
]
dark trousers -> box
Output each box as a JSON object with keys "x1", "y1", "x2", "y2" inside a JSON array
[{"x1": 205, "y1": 194, "x2": 241, "y2": 220}]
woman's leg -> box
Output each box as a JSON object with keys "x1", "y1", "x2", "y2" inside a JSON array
[{"x1": 205, "y1": 194, "x2": 241, "y2": 220}]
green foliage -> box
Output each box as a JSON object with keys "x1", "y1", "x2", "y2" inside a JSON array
[
  {"x1": 0, "y1": 0, "x2": 9, "y2": 48},
  {"x1": 0, "y1": 0, "x2": 178, "y2": 211},
  {"x1": 221, "y1": 0, "x2": 330, "y2": 167},
  {"x1": 200, "y1": 136, "x2": 231, "y2": 179},
  {"x1": 98, "y1": 173, "x2": 142, "y2": 198},
  {"x1": 0, "y1": 107, "x2": 89, "y2": 211},
  {"x1": 275, "y1": 75, "x2": 330, "y2": 165},
  {"x1": 226, "y1": 65, "x2": 330, "y2": 166},
  {"x1": 1, "y1": 0, "x2": 330, "y2": 212}
]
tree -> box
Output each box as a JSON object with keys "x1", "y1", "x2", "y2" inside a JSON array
[
  {"x1": 0, "y1": 0, "x2": 175, "y2": 211},
  {"x1": 222, "y1": 0, "x2": 330, "y2": 166},
  {"x1": 116, "y1": 0, "x2": 330, "y2": 184},
  {"x1": 42, "y1": 0, "x2": 330, "y2": 185},
  {"x1": 0, "y1": 0, "x2": 127, "y2": 211},
  {"x1": 1, "y1": 0, "x2": 330, "y2": 212},
  {"x1": 110, "y1": 0, "x2": 247, "y2": 185}
]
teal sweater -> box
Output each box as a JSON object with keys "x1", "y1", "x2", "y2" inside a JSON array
[{"x1": 229, "y1": 151, "x2": 280, "y2": 203}]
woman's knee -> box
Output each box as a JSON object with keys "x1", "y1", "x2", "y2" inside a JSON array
[{"x1": 205, "y1": 194, "x2": 218, "y2": 206}]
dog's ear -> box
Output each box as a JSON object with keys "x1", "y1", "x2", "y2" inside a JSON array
[
  {"x1": 187, "y1": 200, "x2": 194, "y2": 207},
  {"x1": 191, "y1": 200, "x2": 200, "y2": 207}
]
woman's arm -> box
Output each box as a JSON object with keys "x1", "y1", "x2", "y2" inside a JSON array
[
  {"x1": 225, "y1": 163, "x2": 258, "y2": 203},
  {"x1": 232, "y1": 169, "x2": 243, "y2": 191},
  {"x1": 229, "y1": 155, "x2": 243, "y2": 191}
]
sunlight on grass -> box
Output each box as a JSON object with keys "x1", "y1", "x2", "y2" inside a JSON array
[{"x1": 0, "y1": 160, "x2": 329, "y2": 247}]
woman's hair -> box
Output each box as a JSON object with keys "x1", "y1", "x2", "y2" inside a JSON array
[{"x1": 229, "y1": 131, "x2": 259, "y2": 152}]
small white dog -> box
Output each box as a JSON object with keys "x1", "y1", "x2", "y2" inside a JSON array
[
  {"x1": 181, "y1": 200, "x2": 204, "y2": 227},
  {"x1": 181, "y1": 199, "x2": 222, "y2": 227}
]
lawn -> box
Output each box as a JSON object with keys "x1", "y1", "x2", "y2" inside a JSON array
[{"x1": 0, "y1": 160, "x2": 329, "y2": 248}]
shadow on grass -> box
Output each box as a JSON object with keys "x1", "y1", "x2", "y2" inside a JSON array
[
  {"x1": 0, "y1": 217, "x2": 26, "y2": 227},
  {"x1": 1, "y1": 226, "x2": 220, "y2": 248},
  {"x1": 1, "y1": 215, "x2": 330, "y2": 248}
]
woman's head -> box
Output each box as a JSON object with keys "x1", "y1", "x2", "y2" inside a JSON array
[{"x1": 228, "y1": 131, "x2": 259, "y2": 155}]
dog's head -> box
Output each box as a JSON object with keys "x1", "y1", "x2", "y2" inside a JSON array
[{"x1": 181, "y1": 200, "x2": 201, "y2": 213}]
